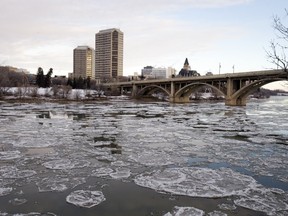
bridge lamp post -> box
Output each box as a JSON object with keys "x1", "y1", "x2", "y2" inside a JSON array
[{"x1": 219, "y1": 63, "x2": 221, "y2": 74}]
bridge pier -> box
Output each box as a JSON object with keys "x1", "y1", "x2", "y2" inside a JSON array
[
  {"x1": 225, "y1": 97, "x2": 246, "y2": 106},
  {"x1": 169, "y1": 96, "x2": 190, "y2": 103},
  {"x1": 225, "y1": 78, "x2": 247, "y2": 106},
  {"x1": 132, "y1": 83, "x2": 138, "y2": 98}
]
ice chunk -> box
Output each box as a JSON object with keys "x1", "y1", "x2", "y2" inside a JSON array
[
  {"x1": 0, "y1": 166, "x2": 36, "y2": 179},
  {"x1": 37, "y1": 176, "x2": 86, "y2": 192},
  {"x1": 234, "y1": 188, "x2": 288, "y2": 215},
  {"x1": 9, "y1": 198, "x2": 27, "y2": 205},
  {"x1": 91, "y1": 167, "x2": 114, "y2": 177},
  {"x1": 96, "y1": 155, "x2": 116, "y2": 162},
  {"x1": 66, "y1": 190, "x2": 105, "y2": 208},
  {"x1": 207, "y1": 211, "x2": 227, "y2": 216},
  {"x1": 0, "y1": 150, "x2": 21, "y2": 160},
  {"x1": 164, "y1": 206, "x2": 205, "y2": 216},
  {"x1": 135, "y1": 167, "x2": 258, "y2": 198},
  {"x1": 109, "y1": 168, "x2": 131, "y2": 179},
  {"x1": 218, "y1": 203, "x2": 237, "y2": 211},
  {"x1": 42, "y1": 159, "x2": 90, "y2": 170},
  {"x1": 0, "y1": 187, "x2": 12, "y2": 196},
  {"x1": 111, "y1": 160, "x2": 130, "y2": 167},
  {"x1": 129, "y1": 151, "x2": 174, "y2": 166},
  {"x1": 25, "y1": 147, "x2": 55, "y2": 156},
  {"x1": 0, "y1": 212, "x2": 57, "y2": 215}
]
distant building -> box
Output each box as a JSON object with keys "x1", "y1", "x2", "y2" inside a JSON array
[
  {"x1": 141, "y1": 66, "x2": 167, "y2": 79},
  {"x1": 206, "y1": 72, "x2": 213, "y2": 76},
  {"x1": 95, "y1": 28, "x2": 123, "y2": 81},
  {"x1": 178, "y1": 58, "x2": 199, "y2": 77},
  {"x1": 73, "y1": 46, "x2": 95, "y2": 79},
  {"x1": 167, "y1": 67, "x2": 177, "y2": 78}
]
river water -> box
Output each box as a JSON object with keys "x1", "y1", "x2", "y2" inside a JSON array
[{"x1": 0, "y1": 96, "x2": 287, "y2": 216}]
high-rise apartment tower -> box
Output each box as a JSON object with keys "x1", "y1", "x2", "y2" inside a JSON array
[
  {"x1": 95, "y1": 28, "x2": 123, "y2": 80},
  {"x1": 73, "y1": 46, "x2": 95, "y2": 79}
]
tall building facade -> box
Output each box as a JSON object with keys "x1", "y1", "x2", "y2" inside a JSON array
[
  {"x1": 73, "y1": 46, "x2": 95, "y2": 79},
  {"x1": 95, "y1": 28, "x2": 123, "y2": 80}
]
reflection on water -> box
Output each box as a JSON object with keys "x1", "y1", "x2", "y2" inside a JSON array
[
  {"x1": 37, "y1": 111, "x2": 51, "y2": 119},
  {"x1": 94, "y1": 142, "x2": 122, "y2": 155},
  {"x1": 0, "y1": 96, "x2": 287, "y2": 216}
]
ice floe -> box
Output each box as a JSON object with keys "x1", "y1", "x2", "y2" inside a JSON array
[
  {"x1": 0, "y1": 150, "x2": 21, "y2": 160},
  {"x1": 135, "y1": 167, "x2": 258, "y2": 198},
  {"x1": 164, "y1": 206, "x2": 205, "y2": 216},
  {"x1": 109, "y1": 168, "x2": 131, "y2": 179},
  {"x1": 1, "y1": 97, "x2": 288, "y2": 215},
  {"x1": 0, "y1": 166, "x2": 36, "y2": 179},
  {"x1": 234, "y1": 187, "x2": 288, "y2": 215},
  {"x1": 218, "y1": 203, "x2": 237, "y2": 211},
  {"x1": 207, "y1": 211, "x2": 227, "y2": 216},
  {"x1": 9, "y1": 198, "x2": 27, "y2": 205},
  {"x1": 0, "y1": 212, "x2": 57, "y2": 216},
  {"x1": 66, "y1": 190, "x2": 105, "y2": 208},
  {"x1": 0, "y1": 187, "x2": 12, "y2": 196},
  {"x1": 128, "y1": 151, "x2": 174, "y2": 166},
  {"x1": 37, "y1": 176, "x2": 86, "y2": 192},
  {"x1": 91, "y1": 167, "x2": 114, "y2": 177},
  {"x1": 42, "y1": 159, "x2": 90, "y2": 170}
]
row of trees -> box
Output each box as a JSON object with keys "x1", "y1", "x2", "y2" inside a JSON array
[{"x1": 0, "y1": 66, "x2": 31, "y2": 96}]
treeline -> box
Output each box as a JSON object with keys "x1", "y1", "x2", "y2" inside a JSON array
[
  {"x1": 67, "y1": 76, "x2": 92, "y2": 89},
  {"x1": 35, "y1": 67, "x2": 94, "y2": 89},
  {"x1": 36, "y1": 67, "x2": 53, "y2": 88},
  {"x1": 0, "y1": 66, "x2": 32, "y2": 96}
]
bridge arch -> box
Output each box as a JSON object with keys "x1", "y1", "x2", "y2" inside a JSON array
[
  {"x1": 136, "y1": 85, "x2": 170, "y2": 99},
  {"x1": 229, "y1": 78, "x2": 287, "y2": 106},
  {"x1": 174, "y1": 82, "x2": 226, "y2": 102}
]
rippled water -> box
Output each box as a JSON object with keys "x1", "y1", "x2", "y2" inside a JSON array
[{"x1": 0, "y1": 96, "x2": 287, "y2": 216}]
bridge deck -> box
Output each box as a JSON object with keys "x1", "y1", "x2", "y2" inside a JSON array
[{"x1": 104, "y1": 69, "x2": 287, "y2": 87}]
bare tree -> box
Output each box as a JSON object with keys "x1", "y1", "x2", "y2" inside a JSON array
[
  {"x1": 267, "y1": 9, "x2": 288, "y2": 72},
  {"x1": 51, "y1": 85, "x2": 61, "y2": 97},
  {"x1": 59, "y1": 85, "x2": 72, "y2": 99},
  {"x1": 29, "y1": 86, "x2": 39, "y2": 97}
]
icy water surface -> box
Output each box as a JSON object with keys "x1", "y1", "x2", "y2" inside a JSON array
[{"x1": 0, "y1": 96, "x2": 288, "y2": 216}]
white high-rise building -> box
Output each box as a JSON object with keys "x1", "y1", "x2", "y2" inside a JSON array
[{"x1": 141, "y1": 66, "x2": 167, "y2": 79}]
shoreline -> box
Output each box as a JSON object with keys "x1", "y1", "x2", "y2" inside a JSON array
[{"x1": 0, "y1": 96, "x2": 109, "y2": 104}]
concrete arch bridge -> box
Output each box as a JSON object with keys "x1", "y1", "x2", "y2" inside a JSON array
[{"x1": 105, "y1": 69, "x2": 287, "y2": 106}]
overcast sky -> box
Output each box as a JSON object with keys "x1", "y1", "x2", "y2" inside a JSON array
[{"x1": 0, "y1": 0, "x2": 287, "y2": 88}]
